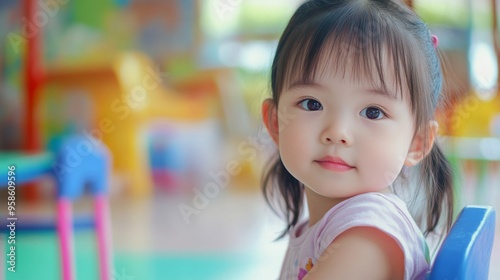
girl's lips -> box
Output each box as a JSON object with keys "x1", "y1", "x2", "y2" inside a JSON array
[{"x1": 315, "y1": 156, "x2": 354, "y2": 171}]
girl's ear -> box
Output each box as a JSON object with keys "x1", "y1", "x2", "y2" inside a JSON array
[
  {"x1": 262, "y1": 99, "x2": 279, "y2": 145},
  {"x1": 404, "y1": 121, "x2": 439, "y2": 166}
]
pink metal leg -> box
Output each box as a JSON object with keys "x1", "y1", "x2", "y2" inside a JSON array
[
  {"x1": 57, "y1": 198, "x2": 75, "y2": 280},
  {"x1": 55, "y1": 136, "x2": 113, "y2": 279},
  {"x1": 95, "y1": 194, "x2": 112, "y2": 280}
]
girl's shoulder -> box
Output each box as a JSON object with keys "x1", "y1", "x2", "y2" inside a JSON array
[
  {"x1": 284, "y1": 192, "x2": 429, "y2": 280},
  {"x1": 318, "y1": 192, "x2": 415, "y2": 240},
  {"x1": 312, "y1": 192, "x2": 429, "y2": 279},
  {"x1": 320, "y1": 192, "x2": 409, "y2": 224},
  {"x1": 347, "y1": 192, "x2": 407, "y2": 212}
]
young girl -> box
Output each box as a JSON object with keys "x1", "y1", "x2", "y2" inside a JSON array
[{"x1": 261, "y1": 0, "x2": 454, "y2": 279}]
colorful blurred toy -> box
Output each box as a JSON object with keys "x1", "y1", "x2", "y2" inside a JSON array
[
  {"x1": 1, "y1": 135, "x2": 113, "y2": 280},
  {"x1": 39, "y1": 52, "x2": 215, "y2": 196}
]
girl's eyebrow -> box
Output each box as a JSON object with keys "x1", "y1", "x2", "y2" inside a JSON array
[
  {"x1": 288, "y1": 81, "x2": 399, "y2": 101},
  {"x1": 364, "y1": 88, "x2": 399, "y2": 101},
  {"x1": 287, "y1": 81, "x2": 328, "y2": 91}
]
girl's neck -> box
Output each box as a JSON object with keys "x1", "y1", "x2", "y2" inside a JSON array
[
  {"x1": 304, "y1": 187, "x2": 393, "y2": 227},
  {"x1": 304, "y1": 188, "x2": 346, "y2": 227}
]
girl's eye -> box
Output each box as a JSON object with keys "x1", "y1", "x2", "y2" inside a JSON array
[
  {"x1": 360, "y1": 107, "x2": 385, "y2": 120},
  {"x1": 299, "y1": 99, "x2": 323, "y2": 111}
]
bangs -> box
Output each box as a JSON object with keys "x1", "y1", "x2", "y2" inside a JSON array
[{"x1": 273, "y1": 1, "x2": 429, "y2": 107}]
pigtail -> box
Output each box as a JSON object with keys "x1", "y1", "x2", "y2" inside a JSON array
[
  {"x1": 262, "y1": 155, "x2": 304, "y2": 239},
  {"x1": 419, "y1": 143, "x2": 454, "y2": 236}
]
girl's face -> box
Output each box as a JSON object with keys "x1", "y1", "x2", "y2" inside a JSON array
[{"x1": 274, "y1": 57, "x2": 417, "y2": 200}]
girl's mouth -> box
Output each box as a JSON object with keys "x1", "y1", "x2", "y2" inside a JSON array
[{"x1": 314, "y1": 156, "x2": 354, "y2": 171}]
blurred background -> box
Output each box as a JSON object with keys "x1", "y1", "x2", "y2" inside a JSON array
[{"x1": 0, "y1": 0, "x2": 499, "y2": 279}]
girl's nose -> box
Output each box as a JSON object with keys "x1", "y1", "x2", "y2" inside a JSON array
[{"x1": 321, "y1": 122, "x2": 352, "y2": 146}]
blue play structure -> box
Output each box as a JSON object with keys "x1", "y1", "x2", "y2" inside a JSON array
[
  {"x1": 428, "y1": 205, "x2": 496, "y2": 280},
  {"x1": 1, "y1": 135, "x2": 113, "y2": 280}
]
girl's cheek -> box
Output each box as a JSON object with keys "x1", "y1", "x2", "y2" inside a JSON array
[{"x1": 365, "y1": 146, "x2": 404, "y2": 186}]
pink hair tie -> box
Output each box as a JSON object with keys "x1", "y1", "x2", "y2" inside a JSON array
[{"x1": 431, "y1": 35, "x2": 439, "y2": 48}]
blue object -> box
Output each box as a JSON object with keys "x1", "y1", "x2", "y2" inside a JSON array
[
  {"x1": 428, "y1": 205, "x2": 496, "y2": 280},
  {"x1": 148, "y1": 129, "x2": 185, "y2": 172},
  {"x1": 1, "y1": 136, "x2": 110, "y2": 197},
  {"x1": 1, "y1": 216, "x2": 95, "y2": 232},
  {"x1": 54, "y1": 135, "x2": 110, "y2": 199},
  {"x1": 0, "y1": 152, "x2": 53, "y2": 186},
  {"x1": 1, "y1": 134, "x2": 113, "y2": 279}
]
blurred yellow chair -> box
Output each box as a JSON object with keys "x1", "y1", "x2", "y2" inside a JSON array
[{"x1": 39, "y1": 52, "x2": 214, "y2": 197}]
